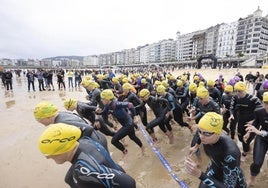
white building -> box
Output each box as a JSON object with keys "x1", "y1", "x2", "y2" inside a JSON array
[
  {"x1": 139, "y1": 44, "x2": 150, "y2": 63},
  {"x1": 216, "y1": 22, "x2": 238, "y2": 57},
  {"x1": 83, "y1": 55, "x2": 99, "y2": 67},
  {"x1": 160, "y1": 39, "x2": 176, "y2": 62},
  {"x1": 235, "y1": 7, "x2": 268, "y2": 56},
  {"x1": 176, "y1": 30, "x2": 205, "y2": 61},
  {"x1": 205, "y1": 24, "x2": 220, "y2": 55}
]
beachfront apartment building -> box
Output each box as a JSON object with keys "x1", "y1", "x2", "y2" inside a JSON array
[
  {"x1": 159, "y1": 39, "x2": 176, "y2": 62},
  {"x1": 148, "y1": 42, "x2": 160, "y2": 63},
  {"x1": 80, "y1": 7, "x2": 268, "y2": 67},
  {"x1": 176, "y1": 30, "x2": 204, "y2": 61},
  {"x1": 216, "y1": 21, "x2": 238, "y2": 57},
  {"x1": 235, "y1": 7, "x2": 268, "y2": 56},
  {"x1": 83, "y1": 55, "x2": 98, "y2": 67},
  {"x1": 139, "y1": 44, "x2": 150, "y2": 64},
  {"x1": 205, "y1": 24, "x2": 220, "y2": 55},
  {"x1": 124, "y1": 48, "x2": 136, "y2": 65}
]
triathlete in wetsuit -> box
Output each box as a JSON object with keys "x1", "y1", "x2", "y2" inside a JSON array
[
  {"x1": 220, "y1": 85, "x2": 237, "y2": 138},
  {"x1": 229, "y1": 81, "x2": 262, "y2": 160},
  {"x1": 63, "y1": 98, "x2": 116, "y2": 137},
  {"x1": 38, "y1": 123, "x2": 136, "y2": 188},
  {"x1": 185, "y1": 112, "x2": 247, "y2": 188},
  {"x1": 34, "y1": 101, "x2": 108, "y2": 151},
  {"x1": 157, "y1": 85, "x2": 190, "y2": 129},
  {"x1": 121, "y1": 83, "x2": 148, "y2": 130},
  {"x1": 84, "y1": 80, "x2": 116, "y2": 130},
  {"x1": 95, "y1": 89, "x2": 145, "y2": 156},
  {"x1": 244, "y1": 92, "x2": 268, "y2": 186},
  {"x1": 139, "y1": 88, "x2": 174, "y2": 144}
]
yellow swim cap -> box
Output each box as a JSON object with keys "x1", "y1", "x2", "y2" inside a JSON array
[
  {"x1": 161, "y1": 81, "x2": 169, "y2": 88},
  {"x1": 181, "y1": 75, "x2": 187, "y2": 82},
  {"x1": 96, "y1": 74, "x2": 104, "y2": 80},
  {"x1": 122, "y1": 83, "x2": 133, "y2": 90},
  {"x1": 207, "y1": 80, "x2": 215, "y2": 87},
  {"x1": 154, "y1": 80, "x2": 162, "y2": 86},
  {"x1": 139, "y1": 89, "x2": 150, "y2": 98},
  {"x1": 156, "y1": 85, "x2": 166, "y2": 93},
  {"x1": 38, "y1": 123, "x2": 81, "y2": 156},
  {"x1": 198, "y1": 81, "x2": 205, "y2": 88},
  {"x1": 234, "y1": 81, "x2": 246, "y2": 92},
  {"x1": 193, "y1": 75, "x2": 199, "y2": 81},
  {"x1": 263, "y1": 92, "x2": 268, "y2": 102},
  {"x1": 80, "y1": 79, "x2": 89, "y2": 87},
  {"x1": 176, "y1": 80, "x2": 183, "y2": 87},
  {"x1": 64, "y1": 98, "x2": 77, "y2": 110},
  {"x1": 34, "y1": 102, "x2": 59, "y2": 119},
  {"x1": 197, "y1": 87, "x2": 209, "y2": 98},
  {"x1": 84, "y1": 76, "x2": 92, "y2": 81},
  {"x1": 112, "y1": 77, "x2": 119, "y2": 84},
  {"x1": 224, "y1": 85, "x2": 233, "y2": 93},
  {"x1": 122, "y1": 77, "x2": 129, "y2": 84},
  {"x1": 169, "y1": 75, "x2": 176, "y2": 81},
  {"x1": 189, "y1": 83, "x2": 197, "y2": 92},
  {"x1": 198, "y1": 112, "x2": 223, "y2": 134},
  {"x1": 141, "y1": 78, "x2": 146, "y2": 84},
  {"x1": 101, "y1": 89, "x2": 115, "y2": 100}
]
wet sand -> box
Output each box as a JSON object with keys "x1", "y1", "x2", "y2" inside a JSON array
[{"x1": 1, "y1": 68, "x2": 268, "y2": 188}]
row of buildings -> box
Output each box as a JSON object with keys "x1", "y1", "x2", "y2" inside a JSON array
[
  {"x1": 1, "y1": 7, "x2": 268, "y2": 68},
  {"x1": 83, "y1": 7, "x2": 268, "y2": 67}
]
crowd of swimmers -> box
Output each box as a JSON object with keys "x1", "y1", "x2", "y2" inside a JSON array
[{"x1": 2, "y1": 67, "x2": 268, "y2": 187}]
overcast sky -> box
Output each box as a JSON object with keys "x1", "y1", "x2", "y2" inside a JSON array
[{"x1": 1, "y1": 0, "x2": 268, "y2": 59}]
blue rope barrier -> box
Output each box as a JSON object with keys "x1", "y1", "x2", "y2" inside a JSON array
[{"x1": 138, "y1": 124, "x2": 189, "y2": 188}]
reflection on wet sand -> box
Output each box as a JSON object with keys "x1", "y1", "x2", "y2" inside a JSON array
[
  {"x1": 5, "y1": 100, "x2": 15, "y2": 108},
  {"x1": 58, "y1": 91, "x2": 66, "y2": 98},
  {"x1": 28, "y1": 94, "x2": 36, "y2": 99}
]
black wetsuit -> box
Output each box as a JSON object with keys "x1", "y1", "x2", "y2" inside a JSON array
[
  {"x1": 65, "y1": 137, "x2": 136, "y2": 188},
  {"x1": 99, "y1": 101, "x2": 143, "y2": 152},
  {"x1": 54, "y1": 111, "x2": 108, "y2": 151},
  {"x1": 143, "y1": 96, "x2": 171, "y2": 133},
  {"x1": 193, "y1": 98, "x2": 220, "y2": 123},
  {"x1": 176, "y1": 84, "x2": 190, "y2": 115},
  {"x1": 208, "y1": 87, "x2": 222, "y2": 105},
  {"x1": 230, "y1": 94, "x2": 262, "y2": 153},
  {"x1": 123, "y1": 91, "x2": 148, "y2": 128},
  {"x1": 161, "y1": 92, "x2": 189, "y2": 128},
  {"x1": 191, "y1": 98, "x2": 220, "y2": 155},
  {"x1": 88, "y1": 88, "x2": 115, "y2": 129},
  {"x1": 220, "y1": 94, "x2": 237, "y2": 138},
  {"x1": 250, "y1": 108, "x2": 268, "y2": 176},
  {"x1": 197, "y1": 134, "x2": 247, "y2": 188},
  {"x1": 75, "y1": 101, "x2": 115, "y2": 137}
]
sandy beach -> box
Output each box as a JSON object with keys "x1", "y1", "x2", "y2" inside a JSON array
[{"x1": 1, "y1": 67, "x2": 268, "y2": 188}]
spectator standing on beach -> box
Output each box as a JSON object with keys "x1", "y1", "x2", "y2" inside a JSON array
[
  {"x1": 66, "y1": 69, "x2": 74, "y2": 88},
  {"x1": 74, "y1": 70, "x2": 82, "y2": 88},
  {"x1": 36, "y1": 69, "x2": 45, "y2": 91},
  {"x1": 26, "y1": 70, "x2": 36, "y2": 92},
  {"x1": 4, "y1": 70, "x2": 13, "y2": 91},
  {"x1": 46, "y1": 70, "x2": 55, "y2": 91},
  {"x1": 56, "y1": 68, "x2": 65, "y2": 90}
]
